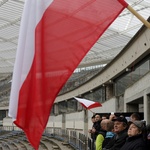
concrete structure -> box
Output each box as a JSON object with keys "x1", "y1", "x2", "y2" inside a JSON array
[{"x1": 1, "y1": 18, "x2": 150, "y2": 137}]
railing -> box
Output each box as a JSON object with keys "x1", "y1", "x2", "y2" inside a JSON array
[
  {"x1": 44, "y1": 128, "x2": 90, "y2": 150},
  {"x1": 0, "y1": 126, "x2": 93, "y2": 150}
]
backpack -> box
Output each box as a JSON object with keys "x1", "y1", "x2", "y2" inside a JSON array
[{"x1": 102, "y1": 131, "x2": 115, "y2": 148}]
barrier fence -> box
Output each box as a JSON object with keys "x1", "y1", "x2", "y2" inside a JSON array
[{"x1": 0, "y1": 126, "x2": 93, "y2": 150}]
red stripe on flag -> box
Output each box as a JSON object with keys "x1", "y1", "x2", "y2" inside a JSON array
[
  {"x1": 10, "y1": 0, "x2": 126, "y2": 149},
  {"x1": 118, "y1": 0, "x2": 128, "y2": 7}
]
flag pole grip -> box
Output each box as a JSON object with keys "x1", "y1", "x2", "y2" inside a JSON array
[{"x1": 127, "y1": 5, "x2": 150, "y2": 29}]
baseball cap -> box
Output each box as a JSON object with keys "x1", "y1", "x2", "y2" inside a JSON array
[{"x1": 113, "y1": 117, "x2": 128, "y2": 124}]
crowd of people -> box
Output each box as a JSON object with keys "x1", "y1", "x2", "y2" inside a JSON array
[{"x1": 88, "y1": 112, "x2": 150, "y2": 150}]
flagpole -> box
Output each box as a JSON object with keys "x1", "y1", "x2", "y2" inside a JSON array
[
  {"x1": 88, "y1": 109, "x2": 95, "y2": 114},
  {"x1": 118, "y1": 0, "x2": 150, "y2": 29},
  {"x1": 127, "y1": 5, "x2": 150, "y2": 29}
]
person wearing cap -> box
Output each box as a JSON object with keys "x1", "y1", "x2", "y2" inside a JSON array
[
  {"x1": 102, "y1": 116, "x2": 128, "y2": 150},
  {"x1": 120, "y1": 121, "x2": 147, "y2": 150}
]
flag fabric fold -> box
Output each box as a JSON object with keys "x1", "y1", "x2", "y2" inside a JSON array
[{"x1": 8, "y1": 0, "x2": 126, "y2": 149}]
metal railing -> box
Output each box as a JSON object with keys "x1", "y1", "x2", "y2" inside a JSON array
[{"x1": 0, "y1": 126, "x2": 93, "y2": 150}]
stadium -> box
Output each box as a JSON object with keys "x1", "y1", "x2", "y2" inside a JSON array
[{"x1": 0, "y1": 0, "x2": 150, "y2": 149}]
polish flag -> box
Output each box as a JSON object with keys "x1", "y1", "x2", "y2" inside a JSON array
[
  {"x1": 8, "y1": 0, "x2": 127, "y2": 149},
  {"x1": 74, "y1": 97, "x2": 102, "y2": 109}
]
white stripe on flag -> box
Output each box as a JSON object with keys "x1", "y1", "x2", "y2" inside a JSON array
[{"x1": 8, "y1": 0, "x2": 53, "y2": 120}]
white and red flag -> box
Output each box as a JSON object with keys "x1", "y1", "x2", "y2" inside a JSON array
[
  {"x1": 74, "y1": 97, "x2": 102, "y2": 109},
  {"x1": 8, "y1": 0, "x2": 127, "y2": 149}
]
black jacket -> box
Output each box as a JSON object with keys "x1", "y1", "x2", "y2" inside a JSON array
[
  {"x1": 103, "y1": 128, "x2": 128, "y2": 150},
  {"x1": 93, "y1": 120, "x2": 101, "y2": 140},
  {"x1": 120, "y1": 134, "x2": 147, "y2": 150}
]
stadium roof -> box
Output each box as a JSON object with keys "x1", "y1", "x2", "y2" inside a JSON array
[{"x1": 0, "y1": 0, "x2": 150, "y2": 78}]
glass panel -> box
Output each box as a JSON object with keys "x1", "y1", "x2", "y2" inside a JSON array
[
  {"x1": 94, "y1": 87, "x2": 106, "y2": 103},
  {"x1": 115, "y1": 58, "x2": 150, "y2": 96},
  {"x1": 50, "y1": 105, "x2": 54, "y2": 115},
  {"x1": 67, "y1": 99, "x2": 77, "y2": 112},
  {"x1": 139, "y1": 60, "x2": 149, "y2": 76},
  {"x1": 84, "y1": 87, "x2": 106, "y2": 103},
  {"x1": 58, "y1": 101, "x2": 67, "y2": 113}
]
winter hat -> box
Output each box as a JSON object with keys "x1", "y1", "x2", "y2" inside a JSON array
[{"x1": 132, "y1": 121, "x2": 145, "y2": 131}]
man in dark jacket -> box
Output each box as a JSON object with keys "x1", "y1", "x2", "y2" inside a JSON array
[
  {"x1": 103, "y1": 116, "x2": 128, "y2": 150},
  {"x1": 89, "y1": 114, "x2": 102, "y2": 150},
  {"x1": 92, "y1": 114, "x2": 102, "y2": 140}
]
